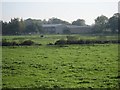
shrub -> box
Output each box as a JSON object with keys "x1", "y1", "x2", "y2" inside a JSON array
[
  {"x1": 2, "y1": 39, "x2": 41, "y2": 46},
  {"x1": 54, "y1": 40, "x2": 67, "y2": 45},
  {"x1": 2, "y1": 40, "x2": 19, "y2": 46},
  {"x1": 20, "y1": 40, "x2": 35, "y2": 46},
  {"x1": 47, "y1": 43, "x2": 54, "y2": 45},
  {"x1": 78, "y1": 40, "x2": 85, "y2": 44},
  {"x1": 40, "y1": 35, "x2": 44, "y2": 37},
  {"x1": 54, "y1": 39, "x2": 120, "y2": 45},
  {"x1": 66, "y1": 36, "x2": 79, "y2": 41},
  {"x1": 11, "y1": 41, "x2": 19, "y2": 46},
  {"x1": 35, "y1": 43, "x2": 42, "y2": 46}
]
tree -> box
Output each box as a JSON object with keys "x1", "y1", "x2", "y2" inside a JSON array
[
  {"x1": 42, "y1": 19, "x2": 47, "y2": 24},
  {"x1": 2, "y1": 22, "x2": 8, "y2": 35},
  {"x1": 19, "y1": 18, "x2": 25, "y2": 33},
  {"x1": 2, "y1": 18, "x2": 20, "y2": 35},
  {"x1": 24, "y1": 18, "x2": 43, "y2": 34},
  {"x1": 10, "y1": 18, "x2": 20, "y2": 34},
  {"x1": 108, "y1": 13, "x2": 120, "y2": 33},
  {"x1": 47, "y1": 17, "x2": 70, "y2": 24},
  {"x1": 72, "y1": 19, "x2": 86, "y2": 26},
  {"x1": 93, "y1": 15, "x2": 108, "y2": 33},
  {"x1": 35, "y1": 23, "x2": 43, "y2": 34}
]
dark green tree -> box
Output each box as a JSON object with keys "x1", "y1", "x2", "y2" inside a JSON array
[
  {"x1": 72, "y1": 19, "x2": 86, "y2": 26},
  {"x1": 48, "y1": 17, "x2": 70, "y2": 24},
  {"x1": 108, "y1": 13, "x2": 120, "y2": 33},
  {"x1": 19, "y1": 18, "x2": 25, "y2": 33},
  {"x1": 2, "y1": 18, "x2": 20, "y2": 35},
  {"x1": 93, "y1": 15, "x2": 108, "y2": 33}
]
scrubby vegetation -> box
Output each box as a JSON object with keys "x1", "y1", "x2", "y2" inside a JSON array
[
  {"x1": 55, "y1": 39, "x2": 120, "y2": 45},
  {"x1": 2, "y1": 39, "x2": 41, "y2": 46},
  {"x1": 20, "y1": 40, "x2": 35, "y2": 46},
  {"x1": 2, "y1": 39, "x2": 19, "y2": 46},
  {"x1": 2, "y1": 35, "x2": 120, "y2": 46}
]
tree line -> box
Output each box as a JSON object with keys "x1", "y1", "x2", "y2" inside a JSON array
[
  {"x1": 91, "y1": 13, "x2": 119, "y2": 34},
  {"x1": 1, "y1": 13, "x2": 120, "y2": 35}
]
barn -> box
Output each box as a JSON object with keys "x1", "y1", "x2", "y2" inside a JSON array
[
  {"x1": 42, "y1": 24, "x2": 66, "y2": 34},
  {"x1": 66, "y1": 25, "x2": 92, "y2": 34},
  {"x1": 42, "y1": 24, "x2": 92, "y2": 34}
]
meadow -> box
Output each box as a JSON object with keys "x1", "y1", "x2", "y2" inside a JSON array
[{"x1": 2, "y1": 34, "x2": 119, "y2": 89}]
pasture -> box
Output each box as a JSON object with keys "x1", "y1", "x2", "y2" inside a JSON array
[
  {"x1": 2, "y1": 35, "x2": 119, "y2": 88},
  {"x1": 2, "y1": 34, "x2": 119, "y2": 45}
]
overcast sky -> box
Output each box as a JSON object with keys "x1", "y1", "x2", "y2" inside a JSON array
[{"x1": 1, "y1": 0, "x2": 119, "y2": 25}]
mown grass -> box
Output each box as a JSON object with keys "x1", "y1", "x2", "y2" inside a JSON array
[{"x1": 2, "y1": 44, "x2": 119, "y2": 88}]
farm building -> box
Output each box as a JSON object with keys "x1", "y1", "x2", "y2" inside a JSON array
[
  {"x1": 42, "y1": 24, "x2": 66, "y2": 34},
  {"x1": 66, "y1": 25, "x2": 92, "y2": 34},
  {"x1": 42, "y1": 24, "x2": 92, "y2": 34}
]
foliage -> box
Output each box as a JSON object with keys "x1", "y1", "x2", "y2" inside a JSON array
[
  {"x1": 107, "y1": 13, "x2": 120, "y2": 33},
  {"x1": 55, "y1": 39, "x2": 120, "y2": 45},
  {"x1": 47, "y1": 17, "x2": 70, "y2": 24},
  {"x1": 2, "y1": 39, "x2": 19, "y2": 46},
  {"x1": 2, "y1": 13, "x2": 120, "y2": 35},
  {"x1": 66, "y1": 36, "x2": 79, "y2": 41},
  {"x1": 2, "y1": 34, "x2": 119, "y2": 45},
  {"x1": 20, "y1": 40, "x2": 35, "y2": 46},
  {"x1": 55, "y1": 40, "x2": 67, "y2": 45},
  {"x1": 92, "y1": 13, "x2": 120, "y2": 34},
  {"x1": 72, "y1": 19, "x2": 86, "y2": 26},
  {"x1": 92, "y1": 15, "x2": 108, "y2": 33},
  {"x1": 1, "y1": 39, "x2": 41, "y2": 46},
  {"x1": 2, "y1": 18, "x2": 20, "y2": 35},
  {"x1": 2, "y1": 18, "x2": 42, "y2": 35}
]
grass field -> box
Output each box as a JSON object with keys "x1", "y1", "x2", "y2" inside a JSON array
[
  {"x1": 2, "y1": 35, "x2": 119, "y2": 88},
  {"x1": 2, "y1": 34, "x2": 119, "y2": 45}
]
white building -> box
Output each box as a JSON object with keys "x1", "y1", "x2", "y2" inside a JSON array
[{"x1": 42, "y1": 24, "x2": 92, "y2": 34}]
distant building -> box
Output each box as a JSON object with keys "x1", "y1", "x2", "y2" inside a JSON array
[
  {"x1": 42, "y1": 24, "x2": 92, "y2": 34},
  {"x1": 42, "y1": 24, "x2": 66, "y2": 34},
  {"x1": 66, "y1": 25, "x2": 92, "y2": 34}
]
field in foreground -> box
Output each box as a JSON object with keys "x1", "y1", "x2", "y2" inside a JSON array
[{"x1": 2, "y1": 44, "x2": 119, "y2": 88}]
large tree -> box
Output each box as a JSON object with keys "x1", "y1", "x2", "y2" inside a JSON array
[
  {"x1": 108, "y1": 13, "x2": 120, "y2": 33},
  {"x1": 2, "y1": 18, "x2": 20, "y2": 35},
  {"x1": 47, "y1": 17, "x2": 70, "y2": 24},
  {"x1": 72, "y1": 19, "x2": 86, "y2": 26},
  {"x1": 2, "y1": 18, "x2": 43, "y2": 35},
  {"x1": 92, "y1": 15, "x2": 108, "y2": 33},
  {"x1": 19, "y1": 18, "x2": 25, "y2": 33}
]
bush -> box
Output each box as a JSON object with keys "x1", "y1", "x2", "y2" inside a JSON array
[
  {"x1": 47, "y1": 43, "x2": 54, "y2": 45},
  {"x1": 2, "y1": 39, "x2": 42, "y2": 46},
  {"x1": 66, "y1": 36, "x2": 79, "y2": 41},
  {"x1": 54, "y1": 40, "x2": 67, "y2": 45},
  {"x1": 20, "y1": 40, "x2": 35, "y2": 46},
  {"x1": 54, "y1": 39, "x2": 120, "y2": 45},
  {"x1": 40, "y1": 35, "x2": 44, "y2": 37},
  {"x1": 2, "y1": 39, "x2": 19, "y2": 46}
]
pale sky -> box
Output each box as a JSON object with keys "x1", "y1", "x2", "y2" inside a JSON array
[{"x1": 1, "y1": 0, "x2": 119, "y2": 25}]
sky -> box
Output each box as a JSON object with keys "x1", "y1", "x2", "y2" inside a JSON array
[{"x1": 1, "y1": 0, "x2": 119, "y2": 25}]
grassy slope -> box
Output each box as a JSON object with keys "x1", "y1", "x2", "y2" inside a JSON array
[{"x1": 2, "y1": 44, "x2": 118, "y2": 88}]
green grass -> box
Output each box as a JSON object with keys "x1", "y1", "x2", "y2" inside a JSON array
[
  {"x1": 2, "y1": 34, "x2": 118, "y2": 45},
  {"x1": 2, "y1": 35, "x2": 67, "y2": 45},
  {"x1": 2, "y1": 44, "x2": 119, "y2": 88}
]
